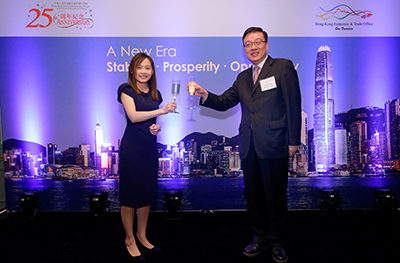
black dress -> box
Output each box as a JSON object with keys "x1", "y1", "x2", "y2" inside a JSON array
[{"x1": 117, "y1": 83, "x2": 162, "y2": 207}]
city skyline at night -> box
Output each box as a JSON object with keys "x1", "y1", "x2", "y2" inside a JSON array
[
  {"x1": 2, "y1": 43, "x2": 400, "y2": 178},
  {"x1": 3, "y1": 91, "x2": 400, "y2": 178}
]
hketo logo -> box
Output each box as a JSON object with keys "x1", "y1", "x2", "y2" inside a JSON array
[{"x1": 316, "y1": 4, "x2": 372, "y2": 20}]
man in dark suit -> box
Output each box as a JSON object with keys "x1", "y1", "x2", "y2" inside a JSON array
[{"x1": 189, "y1": 27, "x2": 301, "y2": 263}]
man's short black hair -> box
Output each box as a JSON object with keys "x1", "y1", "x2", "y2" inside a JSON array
[{"x1": 242, "y1": 27, "x2": 268, "y2": 44}]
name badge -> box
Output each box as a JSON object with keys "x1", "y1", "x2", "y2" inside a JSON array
[{"x1": 260, "y1": 76, "x2": 277, "y2": 92}]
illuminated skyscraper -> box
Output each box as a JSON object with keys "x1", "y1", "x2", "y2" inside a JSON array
[
  {"x1": 200, "y1": 144, "x2": 212, "y2": 164},
  {"x1": 79, "y1": 144, "x2": 90, "y2": 167},
  {"x1": 335, "y1": 127, "x2": 348, "y2": 165},
  {"x1": 185, "y1": 139, "x2": 197, "y2": 162},
  {"x1": 290, "y1": 109, "x2": 308, "y2": 173},
  {"x1": 313, "y1": 45, "x2": 335, "y2": 172},
  {"x1": 94, "y1": 122, "x2": 103, "y2": 168},
  {"x1": 234, "y1": 145, "x2": 241, "y2": 170},
  {"x1": 47, "y1": 143, "x2": 57, "y2": 164},
  {"x1": 384, "y1": 99, "x2": 400, "y2": 160},
  {"x1": 370, "y1": 131, "x2": 381, "y2": 163},
  {"x1": 158, "y1": 158, "x2": 172, "y2": 175},
  {"x1": 299, "y1": 109, "x2": 308, "y2": 172},
  {"x1": 349, "y1": 121, "x2": 368, "y2": 165},
  {"x1": 301, "y1": 110, "x2": 308, "y2": 149}
]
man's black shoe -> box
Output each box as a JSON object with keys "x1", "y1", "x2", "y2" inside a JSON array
[
  {"x1": 243, "y1": 242, "x2": 267, "y2": 257},
  {"x1": 272, "y1": 245, "x2": 288, "y2": 263}
]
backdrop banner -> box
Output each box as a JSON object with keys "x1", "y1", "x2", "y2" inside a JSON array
[{"x1": 1, "y1": 1, "x2": 400, "y2": 210}]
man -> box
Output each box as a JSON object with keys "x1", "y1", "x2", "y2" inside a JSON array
[{"x1": 189, "y1": 27, "x2": 301, "y2": 262}]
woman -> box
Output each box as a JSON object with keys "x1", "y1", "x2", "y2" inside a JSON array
[{"x1": 117, "y1": 53, "x2": 176, "y2": 261}]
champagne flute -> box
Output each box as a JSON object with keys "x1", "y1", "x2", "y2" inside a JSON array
[
  {"x1": 188, "y1": 76, "x2": 196, "y2": 110},
  {"x1": 171, "y1": 79, "x2": 180, "y2": 113}
]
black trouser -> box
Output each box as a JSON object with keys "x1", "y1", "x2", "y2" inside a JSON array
[{"x1": 242, "y1": 133, "x2": 288, "y2": 246}]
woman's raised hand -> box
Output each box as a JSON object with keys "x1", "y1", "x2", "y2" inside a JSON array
[{"x1": 163, "y1": 101, "x2": 177, "y2": 114}]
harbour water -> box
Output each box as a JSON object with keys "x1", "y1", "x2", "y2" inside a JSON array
[{"x1": 4, "y1": 176, "x2": 400, "y2": 212}]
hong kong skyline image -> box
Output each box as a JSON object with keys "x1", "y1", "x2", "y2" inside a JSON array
[{"x1": 2, "y1": 44, "x2": 399, "y2": 180}]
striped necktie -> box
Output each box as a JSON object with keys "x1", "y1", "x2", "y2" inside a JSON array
[{"x1": 253, "y1": 66, "x2": 260, "y2": 84}]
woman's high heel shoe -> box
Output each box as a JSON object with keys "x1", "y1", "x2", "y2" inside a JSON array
[
  {"x1": 137, "y1": 238, "x2": 162, "y2": 252},
  {"x1": 124, "y1": 242, "x2": 146, "y2": 261}
]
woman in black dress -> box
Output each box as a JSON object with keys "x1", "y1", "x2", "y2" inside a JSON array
[{"x1": 117, "y1": 53, "x2": 176, "y2": 261}]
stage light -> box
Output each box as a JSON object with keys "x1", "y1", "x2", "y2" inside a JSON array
[
  {"x1": 163, "y1": 189, "x2": 183, "y2": 220},
  {"x1": 320, "y1": 188, "x2": 342, "y2": 214},
  {"x1": 374, "y1": 188, "x2": 396, "y2": 213},
  {"x1": 89, "y1": 192, "x2": 110, "y2": 215},
  {"x1": 17, "y1": 191, "x2": 41, "y2": 220}
]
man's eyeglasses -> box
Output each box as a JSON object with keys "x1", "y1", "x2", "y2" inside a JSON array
[{"x1": 244, "y1": 40, "x2": 266, "y2": 48}]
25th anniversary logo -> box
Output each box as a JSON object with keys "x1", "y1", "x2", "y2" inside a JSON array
[{"x1": 26, "y1": 2, "x2": 94, "y2": 29}]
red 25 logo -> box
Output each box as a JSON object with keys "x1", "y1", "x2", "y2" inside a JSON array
[{"x1": 26, "y1": 8, "x2": 53, "y2": 28}]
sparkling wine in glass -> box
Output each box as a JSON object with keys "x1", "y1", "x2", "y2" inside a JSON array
[
  {"x1": 188, "y1": 76, "x2": 196, "y2": 110},
  {"x1": 171, "y1": 79, "x2": 180, "y2": 113}
]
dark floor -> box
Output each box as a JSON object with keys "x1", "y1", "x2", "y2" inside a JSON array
[{"x1": 1, "y1": 208, "x2": 399, "y2": 263}]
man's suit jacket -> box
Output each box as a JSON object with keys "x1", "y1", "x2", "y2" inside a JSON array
[{"x1": 201, "y1": 56, "x2": 302, "y2": 160}]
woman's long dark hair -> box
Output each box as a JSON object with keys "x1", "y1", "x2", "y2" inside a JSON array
[{"x1": 128, "y1": 52, "x2": 158, "y2": 100}]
